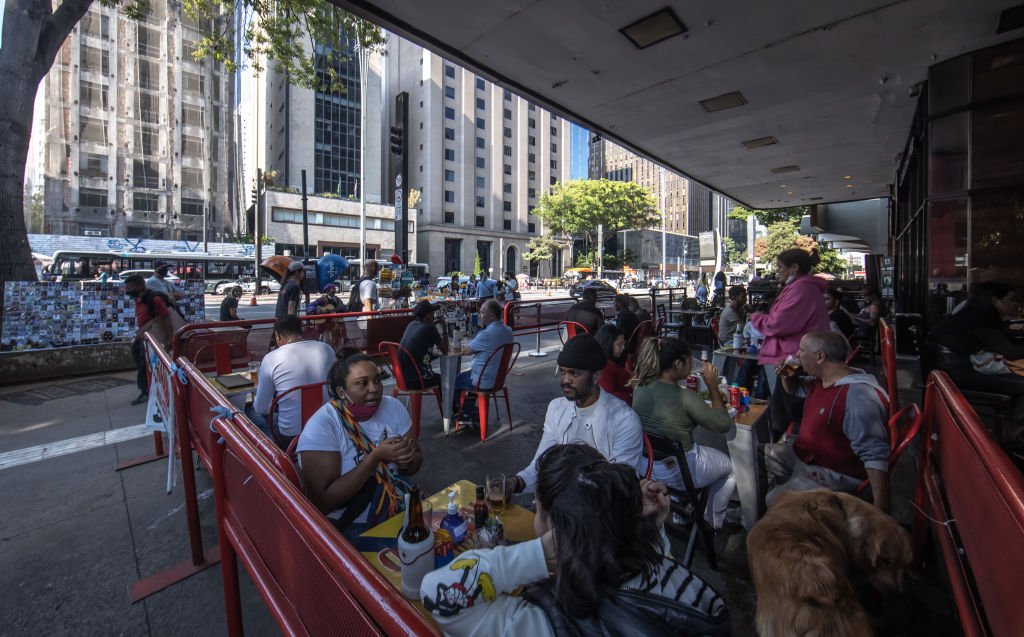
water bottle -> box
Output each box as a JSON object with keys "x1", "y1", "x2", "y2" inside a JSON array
[{"x1": 733, "y1": 332, "x2": 744, "y2": 350}]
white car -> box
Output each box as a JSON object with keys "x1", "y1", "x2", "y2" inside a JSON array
[
  {"x1": 240, "y1": 278, "x2": 281, "y2": 295},
  {"x1": 98, "y1": 269, "x2": 181, "y2": 283},
  {"x1": 215, "y1": 280, "x2": 245, "y2": 295}
]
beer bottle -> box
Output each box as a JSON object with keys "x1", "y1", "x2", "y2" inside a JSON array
[
  {"x1": 474, "y1": 485, "x2": 489, "y2": 529},
  {"x1": 402, "y1": 487, "x2": 430, "y2": 544}
]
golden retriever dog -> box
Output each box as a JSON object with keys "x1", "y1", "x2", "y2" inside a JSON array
[{"x1": 746, "y1": 489, "x2": 912, "y2": 637}]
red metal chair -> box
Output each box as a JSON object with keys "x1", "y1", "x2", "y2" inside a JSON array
[
  {"x1": 267, "y1": 381, "x2": 329, "y2": 449},
  {"x1": 456, "y1": 342, "x2": 521, "y2": 441},
  {"x1": 643, "y1": 433, "x2": 654, "y2": 480},
  {"x1": 879, "y1": 319, "x2": 899, "y2": 415},
  {"x1": 853, "y1": 403, "x2": 922, "y2": 496},
  {"x1": 380, "y1": 341, "x2": 443, "y2": 438},
  {"x1": 557, "y1": 320, "x2": 588, "y2": 344},
  {"x1": 845, "y1": 344, "x2": 862, "y2": 364}
]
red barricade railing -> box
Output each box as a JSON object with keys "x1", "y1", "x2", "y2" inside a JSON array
[
  {"x1": 211, "y1": 413, "x2": 440, "y2": 636},
  {"x1": 913, "y1": 371, "x2": 1024, "y2": 637},
  {"x1": 502, "y1": 296, "x2": 615, "y2": 355}
]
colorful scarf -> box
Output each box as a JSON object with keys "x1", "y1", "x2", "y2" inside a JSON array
[{"x1": 331, "y1": 399, "x2": 409, "y2": 524}]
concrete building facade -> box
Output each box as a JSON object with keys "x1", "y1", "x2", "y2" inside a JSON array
[
  {"x1": 35, "y1": 3, "x2": 236, "y2": 241},
  {"x1": 385, "y1": 38, "x2": 571, "y2": 279}
]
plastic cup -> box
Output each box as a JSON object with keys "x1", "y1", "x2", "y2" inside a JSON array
[{"x1": 247, "y1": 361, "x2": 260, "y2": 385}]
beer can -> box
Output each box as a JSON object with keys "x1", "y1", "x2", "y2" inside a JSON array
[{"x1": 686, "y1": 375, "x2": 699, "y2": 391}]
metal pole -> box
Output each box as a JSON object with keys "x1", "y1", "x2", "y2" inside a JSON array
[
  {"x1": 252, "y1": 168, "x2": 262, "y2": 306},
  {"x1": 527, "y1": 303, "x2": 548, "y2": 357},
  {"x1": 358, "y1": 47, "x2": 368, "y2": 268},
  {"x1": 203, "y1": 204, "x2": 208, "y2": 253},
  {"x1": 597, "y1": 223, "x2": 603, "y2": 279},
  {"x1": 301, "y1": 169, "x2": 310, "y2": 306},
  {"x1": 660, "y1": 170, "x2": 667, "y2": 279}
]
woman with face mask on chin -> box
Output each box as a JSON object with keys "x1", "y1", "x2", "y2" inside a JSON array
[
  {"x1": 748, "y1": 248, "x2": 831, "y2": 392},
  {"x1": 297, "y1": 348, "x2": 423, "y2": 539}
]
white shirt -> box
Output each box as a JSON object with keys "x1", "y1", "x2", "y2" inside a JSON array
[
  {"x1": 252, "y1": 339, "x2": 336, "y2": 436},
  {"x1": 359, "y1": 279, "x2": 379, "y2": 310},
  {"x1": 296, "y1": 396, "x2": 412, "y2": 523},
  {"x1": 563, "y1": 400, "x2": 599, "y2": 447}
]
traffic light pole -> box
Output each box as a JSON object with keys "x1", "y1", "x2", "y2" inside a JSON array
[
  {"x1": 390, "y1": 92, "x2": 410, "y2": 265},
  {"x1": 252, "y1": 168, "x2": 262, "y2": 306}
]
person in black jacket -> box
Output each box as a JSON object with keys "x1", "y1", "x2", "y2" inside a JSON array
[{"x1": 566, "y1": 288, "x2": 605, "y2": 335}]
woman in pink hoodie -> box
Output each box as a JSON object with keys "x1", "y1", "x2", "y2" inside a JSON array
[{"x1": 750, "y1": 248, "x2": 831, "y2": 371}]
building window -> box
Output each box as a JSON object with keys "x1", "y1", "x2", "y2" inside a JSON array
[
  {"x1": 528, "y1": 205, "x2": 536, "y2": 214},
  {"x1": 475, "y1": 77, "x2": 485, "y2": 91},
  {"x1": 550, "y1": 159, "x2": 558, "y2": 169},
  {"x1": 182, "y1": 72, "x2": 204, "y2": 95},
  {"x1": 476, "y1": 137, "x2": 485, "y2": 149},
  {"x1": 135, "y1": 128, "x2": 158, "y2": 156},
  {"x1": 445, "y1": 190, "x2": 455, "y2": 203},
  {"x1": 181, "y1": 135, "x2": 203, "y2": 157},
  {"x1": 504, "y1": 127, "x2": 512, "y2": 138},
  {"x1": 551, "y1": 126, "x2": 558, "y2": 136},
  {"x1": 503, "y1": 89, "x2": 511, "y2": 101},
  {"x1": 445, "y1": 106, "x2": 455, "y2": 120},
  {"x1": 550, "y1": 176, "x2": 558, "y2": 185},
  {"x1": 181, "y1": 167, "x2": 203, "y2": 189},
  {"x1": 133, "y1": 193, "x2": 159, "y2": 212},
  {"x1": 503, "y1": 219, "x2": 512, "y2": 230},
  {"x1": 476, "y1": 98, "x2": 485, "y2": 110},
  {"x1": 476, "y1": 195, "x2": 485, "y2": 208},
  {"x1": 445, "y1": 169, "x2": 455, "y2": 182},
  {"x1": 503, "y1": 200, "x2": 512, "y2": 212},
  {"x1": 503, "y1": 145, "x2": 512, "y2": 157},
  {"x1": 475, "y1": 156, "x2": 485, "y2": 169},
  {"x1": 445, "y1": 127, "x2": 455, "y2": 140},
  {"x1": 476, "y1": 176, "x2": 485, "y2": 188},
  {"x1": 445, "y1": 65, "x2": 455, "y2": 78},
  {"x1": 503, "y1": 183, "x2": 512, "y2": 194},
  {"x1": 444, "y1": 86, "x2": 455, "y2": 99},
  {"x1": 551, "y1": 143, "x2": 558, "y2": 153},
  {"x1": 79, "y1": 80, "x2": 108, "y2": 110},
  {"x1": 528, "y1": 222, "x2": 536, "y2": 233},
  {"x1": 181, "y1": 198, "x2": 204, "y2": 216},
  {"x1": 528, "y1": 153, "x2": 536, "y2": 164},
  {"x1": 529, "y1": 118, "x2": 535, "y2": 128},
  {"x1": 528, "y1": 135, "x2": 535, "y2": 146},
  {"x1": 444, "y1": 211, "x2": 455, "y2": 224},
  {"x1": 312, "y1": 43, "x2": 362, "y2": 195},
  {"x1": 445, "y1": 148, "x2": 455, "y2": 161},
  {"x1": 528, "y1": 170, "x2": 536, "y2": 180},
  {"x1": 528, "y1": 188, "x2": 536, "y2": 198},
  {"x1": 133, "y1": 159, "x2": 159, "y2": 188},
  {"x1": 79, "y1": 153, "x2": 108, "y2": 177},
  {"x1": 79, "y1": 188, "x2": 108, "y2": 207},
  {"x1": 445, "y1": 238, "x2": 462, "y2": 273},
  {"x1": 475, "y1": 215, "x2": 485, "y2": 227},
  {"x1": 79, "y1": 43, "x2": 109, "y2": 75},
  {"x1": 503, "y1": 164, "x2": 512, "y2": 175},
  {"x1": 80, "y1": 116, "x2": 107, "y2": 143},
  {"x1": 503, "y1": 108, "x2": 511, "y2": 120},
  {"x1": 529, "y1": 103, "x2": 536, "y2": 111},
  {"x1": 476, "y1": 117, "x2": 485, "y2": 129}
]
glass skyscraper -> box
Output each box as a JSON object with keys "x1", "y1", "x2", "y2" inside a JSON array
[{"x1": 568, "y1": 123, "x2": 590, "y2": 181}]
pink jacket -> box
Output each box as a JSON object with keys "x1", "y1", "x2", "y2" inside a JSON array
[{"x1": 750, "y1": 275, "x2": 831, "y2": 364}]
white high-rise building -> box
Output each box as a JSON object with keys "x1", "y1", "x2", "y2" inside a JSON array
[
  {"x1": 385, "y1": 38, "x2": 571, "y2": 279},
  {"x1": 34, "y1": 3, "x2": 236, "y2": 240}
]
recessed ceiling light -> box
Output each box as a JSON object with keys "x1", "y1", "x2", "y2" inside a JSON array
[
  {"x1": 741, "y1": 136, "x2": 777, "y2": 150},
  {"x1": 771, "y1": 165, "x2": 801, "y2": 174},
  {"x1": 808, "y1": 196, "x2": 824, "y2": 201},
  {"x1": 846, "y1": 184, "x2": 854, "y2": 188},
  {"x1": 787, "y1": 191, "x2": 793, "y2": 195},
  {"x1": 779, "y1": 184, "x2": 787, "y2": 188},
  {"x1": 699, "y1": 91, "x2": 747, "y2": 113},
  {"x1": 620, "y1": 8, "x2": 688, "y2": 50},
  {"x1": 844, "y1": 175, "x2": 852, "y2": 179}
]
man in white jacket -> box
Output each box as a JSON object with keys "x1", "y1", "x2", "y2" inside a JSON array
[{"x1": 508, "y1": 334, "x2": 645, "y2": 495}]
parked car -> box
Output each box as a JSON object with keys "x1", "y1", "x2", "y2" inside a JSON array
[
  {"x1": 214, "y1": 280, "x2": 245, "y2": 295},
  {"x1": 240, "y1": 277, "x2": 281, "y2": 295},
  {"x1": 206, "y1": 278, "x2": 234, "y2": 294},
  {"x1": 436, "y1": 275, "x2": 470, "y2": 292},
  {"x1": 569, "y1": 279, "x2": 618, "y2": 300}
]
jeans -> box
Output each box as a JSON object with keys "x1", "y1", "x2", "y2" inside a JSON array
[
  {"x1": 453, "y1": 370, "x2": 477, "y2": 413},
  {"x1": 244, "y1": 405, "x2": 294, "y2": 451},
  {"x1": 131, "y1": 338, "x2": 148, "y2": 394},
  {"x1": 652, "y1": 443, "x2": 736, "y2": 529},
  {"x1": 734, "y1": 360, "x2": 770, "y2": 399}
]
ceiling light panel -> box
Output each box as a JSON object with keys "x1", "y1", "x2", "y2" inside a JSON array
[
  {"x1": 699, "y1": 91, "x2": 747, "y2": 113},
  {"x1": 771, "y1": 165, "x2": 801, "y2": 174},
  {"x1": 620, "y1": 8, "x2": 688, "y2": 50},
  {"x1": 741, "y1": 136, "x2": 778, "y2": 149}
]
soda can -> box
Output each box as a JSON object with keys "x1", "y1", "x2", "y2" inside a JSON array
[
  {"x1": 686, "y1": 375, "x2": 699, "y2": 392},
  {"x1": 728, "y1": 385, "x2": 740, "y2": 409}
]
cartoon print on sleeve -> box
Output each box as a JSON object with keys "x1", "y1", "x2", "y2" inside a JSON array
[{"x1": 423, "y1": 556, "x2": 497, "y2": 617}]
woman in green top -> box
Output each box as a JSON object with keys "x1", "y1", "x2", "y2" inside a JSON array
[{"x1": 630, "y1": 337, "x2": 737, "y2": 529}]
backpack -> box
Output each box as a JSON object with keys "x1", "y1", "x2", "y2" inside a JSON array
[
  {"x1": 139, "y1": 290, "x2": 188, "y2": 340},
  {"x1": 346, "y1": 278, "x2": 368, "y2": 313}
]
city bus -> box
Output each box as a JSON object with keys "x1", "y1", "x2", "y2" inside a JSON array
[{"x1": 50, "y1": 250, "x2": 256, "y2": 286}]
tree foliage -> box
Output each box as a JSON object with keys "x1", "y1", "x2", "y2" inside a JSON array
[
  {"x1": 532, "y1": 179, "x2": 659, "y2": 247},
  {"x1": 729, "y1": 205, "x2": 807, "y2": 227},
  {"x1": 574, "y1": 250, "x2": 627, "y2": 270},
  {"x1": 761, "y1": 218, "x2": 846, "y2": 275},
  {"x1": 523, "y1": 234, "x2": 565, "y2": 263},
  {"x1": 721, "y1": 237, "x2": 745, "y2": 267}
]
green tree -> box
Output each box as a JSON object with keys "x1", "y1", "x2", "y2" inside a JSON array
[
  {"x1": 761, "y1": 218, "x2": 846, "y2": 275},
  {"x1": 473, "y1": 253, "x2": 482, "y2": 277},
  {"x1": 0, "y1": 0, "x2": 384, "y2": 285},
  {"x1": 23, "y1": 185, "x2": 44, "y2": 234},
  {"x1": 721, "y1": 237, "x2": 745, "y2": 267},
  {"x1": 728, "y1": 204, "x2": 808, "y2": 227},
  {"x1": 532, "y1": 179, "x2": 659, "y2": 249},
  {"x1": 574, "y1": 250, "x2": 623, "y2": 270},
  {"x1": 523, "y1": 235, "x2": 564, "y2": 263}
]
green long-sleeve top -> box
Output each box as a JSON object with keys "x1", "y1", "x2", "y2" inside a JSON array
[{"x1": 632, "y1": 380, "x2": 732, "y2": 451}]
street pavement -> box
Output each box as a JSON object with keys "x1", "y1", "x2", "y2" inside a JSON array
[{"x1": 0, "y1": 329, "x2": 955, "y2": 636}]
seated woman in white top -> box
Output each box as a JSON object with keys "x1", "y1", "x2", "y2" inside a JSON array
[
  {"x1": 420, "y1": 444, "x2": 730, "y2": 636},
  {"x1": 297, "y1": 348, "x2": 423, "y2": 539}
]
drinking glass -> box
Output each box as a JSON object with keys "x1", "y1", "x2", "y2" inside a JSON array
[
  {"x1": 247, "y1": 361, "x2": 260, "y2": 385},
  {"x1": 486, "y1": 474, "x2": 507, "y2": 516}
]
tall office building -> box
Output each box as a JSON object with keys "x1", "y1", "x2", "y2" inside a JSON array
[
  {"x1": 588, "y1": 135, "x2": 687, "y2": 234},
  {"x1": 243, "y1": 35, "x2": 391, "y2": 259},
  {"x1": 35, "y1": 3, "x2": 236, "y2": 240},
  {"x1": 385, "y1": 38, "x2": 571, "y2": 278},
  {"x1": 568, "y1": 123, "x2": 590, "y2": 181}
]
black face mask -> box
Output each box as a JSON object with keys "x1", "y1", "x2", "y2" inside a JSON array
[{"x1": 127, "y1": 289, "x2": 142, "y2": 298}]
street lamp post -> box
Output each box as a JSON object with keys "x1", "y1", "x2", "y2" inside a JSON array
[{"x1": 358, "y1": 46, "x2": 369, "y2": 267}]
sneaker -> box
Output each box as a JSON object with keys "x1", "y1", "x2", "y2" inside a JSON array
[{"x1": 131, "y1": 392, "x2": 149, "y2": 406}]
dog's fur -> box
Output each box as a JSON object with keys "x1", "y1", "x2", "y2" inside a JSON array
[{"x1": 746, "y1": 489, "x2": 912, "y2": 637}]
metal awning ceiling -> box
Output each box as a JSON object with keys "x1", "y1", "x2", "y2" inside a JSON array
[{"x1": 333, "y1": 0, "x2": 1023, "y2": 209}]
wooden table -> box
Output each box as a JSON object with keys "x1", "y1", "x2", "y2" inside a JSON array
[
  {"x1": 357, "y1": 480, "x2": 536, "y2": 607},
  {"x1": 725, "y1": 403, "x2": 768, "y2": 530},
  {"x1": 205, "y1": 370, "x2": 255, "y2": 410}
]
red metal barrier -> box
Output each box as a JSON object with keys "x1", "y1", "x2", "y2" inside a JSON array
[
  {"x1": 879, "y1": 319, "x2": 899, "y2": 415},
  {"x1": 502, "y1": 296, "x2": 614, "y2": 356},
  {"x1": 913, "y1": 371, "x2": 1024, "y2": 637},
  {"x1": 210, "y1": 414, "x2": 440, "y2": 636}
]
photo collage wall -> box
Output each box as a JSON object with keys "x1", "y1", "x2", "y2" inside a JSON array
[{"x1": 2, "y1": 281, "x2": 205, "y2": 351}]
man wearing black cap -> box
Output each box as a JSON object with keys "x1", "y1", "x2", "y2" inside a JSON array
[
  {"x1": 398, "y1": 300, "x2": 449, "y2": 389},
  {"x1": 507, "y1": 334, "x2": 644, "y2": 495},
  {"x1": 275, "y1": 260, "x2": 305, "y2": 320}
]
